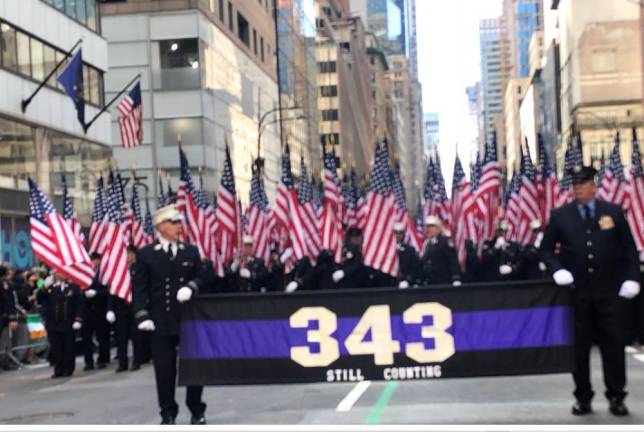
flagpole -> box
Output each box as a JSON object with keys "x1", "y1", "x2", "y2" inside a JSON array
[
  {"x1": 83, "y1": 73, "x2": 142, "y2": 134},
  {"x1": 21, "y1": 38, "x2": 83, "y2": 113}
]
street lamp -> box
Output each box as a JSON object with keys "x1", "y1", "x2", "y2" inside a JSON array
[{"x1": 256, "y1": 106, "x2": 303, "y2": 172}]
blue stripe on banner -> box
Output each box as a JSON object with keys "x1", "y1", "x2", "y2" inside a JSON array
[{"x1": 179, "y1": 306, "x2": 573, "y2": 360}]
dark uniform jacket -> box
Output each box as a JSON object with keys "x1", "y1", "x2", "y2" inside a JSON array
[
  {"x1": 397, "y1": 242, "x2": 421, "y2": 285},
  {"x1": 1, "y1": 280, "x2": 17, "y2": 329},
  {"x1": 266, "y1": 256, "x2": 285, "y2": 292},
  {"x1": 37, "y1": 282, "x2": 83, "y2": 332},
  {"x1": 540, "y1": 200, "x2": 639, "y2": 298},
  {"x1": 132, "y1": 240, "x2": 208, "y2": 335},
  {"x1": 339, "y1": 244, "x2": 371, "y2": 289},
  {"x1": 302, "y1": 250, "x2": 338, "y2": 291},
  {"x1": 420, "y1": 235, "x2": 461, "y2": 285},
  {"x1": 518, "y1": 240, "x2": 547, "y2": 280},
  {"x1": 479, "y1": 239, "x2": 521, "y2": 282},
  {"x1": 227, "y1": 256, "x2": 269, "y2": 293},
  {"x1": 82, "y1": 273, "x2": 109, "y2": 318}
]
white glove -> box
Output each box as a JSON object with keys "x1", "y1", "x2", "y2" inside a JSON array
[
  {"x1": 137, "y1": 320, "x2": 155, "y2": 331},
  {"x1": 494, "y1": 237, "x2": 507, "y2": 249},
  {"x1": 176, "y1": 286, "x2": 193, "y2": 303},
  {"x1": 499, "y1": 264, "x2": 513, "y2": 275},
  {"x1": 105, "y1": 311, "x2": 116, "y2": 323},
  {"x1": 398, "y1": 280, "x2": 409, "y2": 289},
  {"x1": 44, "y1": 275, "x2": 54, "y2": 288},
  {"x1": 452, "y1": 280, "x2": 462, "y2": 287},
  {"x1": 538, "y1": 262, "x2": 547, "y2": 272},
  {"x1": 619, "y1": 280, "x2": 641, "y2": 299},
  {"x1": 332, "y1": 270, "x2": 345, "y2": 283},
  {"x1": 534, "y1": 232, "x2": 544, "y2": 249},
  {"x1": 553, "y1": 269, "x2": 574, "y2": 286},
  {"x1": 280, "y1": 248, "x2": 294, "y2": 264},
  {"x1": 72, "y1": 321, "x2": 82, "y2": 330},
  {"x1": 285, "y1": 281, "x2": 298, "y2": 293},
  {"x1": 230, "y1": 260, "x2": 240, "y2": 272},
  {"x1": 240, "y1": 268, "x2": 251, "y2": 279},
  {"x1": 84, "y1": 289, "x2": 97, "y2": 298}
]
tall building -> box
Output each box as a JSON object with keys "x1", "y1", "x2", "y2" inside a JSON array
[
  {"x1": 276, "y1": 0, "x2": 321, "y2": 174},
  {"x1": 0, "y1": 0, "x2": 111, "y2": 267},
  {"x1": 554, "y1": 0, "x2": 643, "y2": 165},
  {"x1": 502, "y1": 0, "x2": 543, "y2": 78},
  {"x1": 407, "y1": 0, "x2": 419, "y2": 81},
  {"x1": 424, "y1": 112, "x2": 439, "y2": 157},
  {"x1": 466, "y1": 82, "x2": 485, "y2": 148},
  {"x1": 504, "y1": 77, "x2": 530, "y2": 177},
  {"x1": 101, "y1": 0, "x2": 281, "y2": 204},
  {"x1": 479, "y1": 18, "x2": 504, "y2": 150},
  {"x1": 349, "y1": 0, "x2": 409, "y2": 57},
  {"x1": 316, "y1": 0, "x2": 375, "y2": 176}
]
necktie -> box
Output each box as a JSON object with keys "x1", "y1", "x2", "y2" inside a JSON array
[
  {"x1": 166, "y1": 245, "x2": 175, "y2": 259},
  {"x1": 583, "y1": 205, "x2": 591, "y2": 221}
]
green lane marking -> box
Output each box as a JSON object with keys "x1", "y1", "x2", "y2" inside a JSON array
[{"x1": 364, "y1": 381, "x2": 399, "y2": 425}]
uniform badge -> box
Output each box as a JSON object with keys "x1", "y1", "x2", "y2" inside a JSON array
[
  {"x1": 178, "y1": 243, "x2": 185, "y2": 250},
  {"x1": 181, "y1": 261, "x2": 193, "y2": 267},
  {"x1": 598, "y1": 215, "x2": 615, "y2": 230},
  {"x1": 346, "y1": 251, "x2": 353, "y2": 259},
  {"x1": 154, "y1": 244, "x2": 162, "y2": 251}
]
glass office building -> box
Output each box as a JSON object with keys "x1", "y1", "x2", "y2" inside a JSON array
[{"x1": 366, "y1": 0, "x2": 408, "y2": 57}]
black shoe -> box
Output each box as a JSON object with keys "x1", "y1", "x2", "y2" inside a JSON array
[
  {"x1": 83, "y1": 364, "x2": 94, "y2": 371},
  {"x1": 160, "y1": 417, "x2": 175, "y2": 425},
  {"x1": 572, "y1": 400, "x2": 593, "y2": 416},
  {"x1": 62, "y1": 371, "x2": 73, "y2": 377},
  {"x1": 190, "y1": 416, "x2": 206, "y2": 425},
  {"x1": 96, "y1": 362, "x2": 107, "y2": 369},
  {"x1": 130, "y1": 363, "x2": 140, "y2": 371},
  {"x1": 115, "y1": 365, "x2": 128, "y2": 373},
  {"x1": 609, "y1": 398, "x2": 629, "y2": 416},
  {"x1": 51, "y1": 373, "x2": 64, "y2": 379}
]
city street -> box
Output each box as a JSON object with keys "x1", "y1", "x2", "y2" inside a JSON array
[{"x1": 1, "y1": 348, "x2": 644, "y2": 425}]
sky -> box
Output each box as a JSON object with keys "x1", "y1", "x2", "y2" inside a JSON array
[{"x1": 416, "y1": 0, "x2": 503, "y2": 188}]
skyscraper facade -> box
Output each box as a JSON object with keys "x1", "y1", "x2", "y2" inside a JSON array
[
  {"x1": 350, "y1": 0, "x2": 409, "y2": 57},
  {"x1": 479, "y1": 18, "x2": 504, "y2": 149}
]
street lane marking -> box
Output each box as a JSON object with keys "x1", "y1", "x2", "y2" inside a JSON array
[
  {"x1": 336, "y1": 380, "x2": 371, "y2": 412},
  {"x1": 365, "y1": 381, "x2": 399, "y2": 425},
  {"x1": 634, "y1": 354, "x2": 644, "y2": 363}
]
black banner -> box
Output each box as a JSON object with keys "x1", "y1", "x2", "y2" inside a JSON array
[{"x1": 178, "y1": 281, "x2": 574, "y2": 386}]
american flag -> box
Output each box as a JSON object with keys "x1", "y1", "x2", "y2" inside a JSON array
[
  {"x1": 422, "y1": 157, "x2": 435, "y2": 220},
  {"x1": 88, "y1": 178, "x2": 108, "y2": 254},
  {"x1": 130, "y1": 184, "x2": 147, "y2": 249},
  {"x1": 429, "y1": 156, "x2": 451, "y2": 229},
  {"x1": 342, "y1": 171, "x2": 359, "y2": 228},
  {"x1": 504, "y1": 173, "x2": 522, "y2": 242},
  {"x1": 598, "y1": 132, "x2": 630, "y2": 208},
  {"x1": 320, "y1": 151, "x2": 343, "y2": 262},
  {"x1": 117, "y1": 82, "x2": 143, "y2": 148},
  {"x1": 298, "y1": 157, "x2": 322, "y2": 260},
  {"x1": 537, "y1": 134, "x2": 560, "y2": 225},
  {"x1": 157, "y1": 171, "x2": 167, "y2": 207},
  {"x1": 143, "y1": 198, "x2": 155, "y2": 242},
  {"x1": 516, "y1": 143, "x2": 541, "y2": 245},
  {"x1": 247, "y1": 164, "x2": 271, "y2": 265},
  {"x1": 197, "y1": 171, "x2": 224, "y2": 276},
  {"x1": 557, "y1": 134, "x2": 583, "y2": 207},
  {"x1": 476, "y1": 133, "x2": 502, "y2": 241},
  {"x1": 176, "y1": 147, "x2": 208, "y2": 256},
  {"x1": 109, "y1": 172, "x2": 132, "y2": 245},
  {"x1": 29, "y1": 178, "x2": 94, "y2": 288},
  {"x1": 628, "y1": 127, "x2": 644, "y2": 251},
  {"x1": 451, "y1": 154, "x2": 479, "y2": 268},
  {"x1": 99, "y1": 184, "x2": 132, "y2": 302},
  {"x1": 62, "y1": 176, "x2": 83, "y2": 243},
  {"x1": 214, "y1": 146, "x2": 239, "y2": 266},
  {"x1": 362, "y1": 144, "x2": 399, "y2": 277},
  {"x1": 597, "y1": 150, "x2": 607, "y2": 184},
  {"x1": 356, "y1": 182, "x2": 368, "y2": 230},
  {"x1": 470, "y1": 150, "x2": 482, "y2": 191}
]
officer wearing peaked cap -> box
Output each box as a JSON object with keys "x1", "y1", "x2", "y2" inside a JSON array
[
  {"x1": 132, "y1": 204, "x2": 210, "y2": 425},
  {"x1": 394, "y1": 222, "x2": 421, "y2": 289},
  {"x1": 227, "y1": 235, "x2": 269, "y2": 293},
  {"x1": 480, "y1": 220, "x2": 521, "y2": 282},
  {"x1": 420, "y1": 216, "x2": 461, "y2": 286},
  {"x1": 540, "y1": 164, "x2": 640, "y2": 417},
  {"x1": 518, "y1": 219, "x2": 548, "y2": 280}
]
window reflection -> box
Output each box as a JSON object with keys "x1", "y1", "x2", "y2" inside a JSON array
[
  {"x1": 17, "y1": 32, "x2": 30, "y2": 76},
  {"x1": 0, "y1": 24, "x2": 17, "y2": 71},
  {"x1": 155, "y1": 118, "x2": 203, "y2": 147},
  {"x1": 30, "y1": 38, "x2": 44, "y2": 81}
]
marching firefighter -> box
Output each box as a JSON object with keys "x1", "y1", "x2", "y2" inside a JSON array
[
  {"x1": 82, "y1": 253, "x2": 110, "y2": 371},
  {"x1": 518, "y1": 219, "x2": 548, "y2": 280},
  {"x1": 37, "y1": 271, "x2": 83, "y2": 378},
  {"x1": 227, "y1": 235, "x2": 269, "y2": 292},
  {"x1": 394, "y1": 222, "x2": 421, "y2": 288},
  {"x1": 334, "y1": 228, "x2": 371, "y2": 289},
  {"x1": 540, "y1": 165, "x2": 640, "y2": 417},
  {"x1": 132, "y1": 204, "x2": 210, "y2": 425},
  {"x1": 479, "y1": 221, "x2": 521, "y2": 281},
  {"x1": 420, "y1": 216, "x2": 461, "y2": 286}
]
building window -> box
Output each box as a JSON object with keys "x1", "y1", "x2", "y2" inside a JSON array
[
  {"x1": 228, "y1": 2, "x2": 234, "y2": 32},
  {"x1": 237, "y1": 13, "x2": 250, "y2": 47},
  {"x1": 0, "y1": 19, "x2": 103, "y2": 106},
  {"x1": 156, "y1": 38, "x2": 201, "y2": 90},
  {"x1": 340, "y1": 42, "x2": 350, "y2": 52},
  {"x1": 318, "y1": 61, "x2": 336, "y2": 73},
  {"x1": 155, "y1": 118, "x2": 204, "y2": 147},
  {"x1": 321, "y1": 109, "x2": 339, "y2": 121},
  {"x1": 253, "y1": 29, "x2": 257, "y2": 55},
  {"x1": 44, "y1": 0, "x2": 100, "y2": 32},
  {"x1": 260, "y1": 37, "x2": 265, "y2": 62},
  {"x1": 320, "y1": 85, "x2": 337, "y2": 97},
  {"x1": 219, "y1": 0, "x2": 224, "y2": 22},
  {"x1": 320, "y1": 133, "x2": 340, "y2": 145}
]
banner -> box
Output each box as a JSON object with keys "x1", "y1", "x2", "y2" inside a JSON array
[{"x1": 178, "y1": 281, "x2": 574, "y2": 386}]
